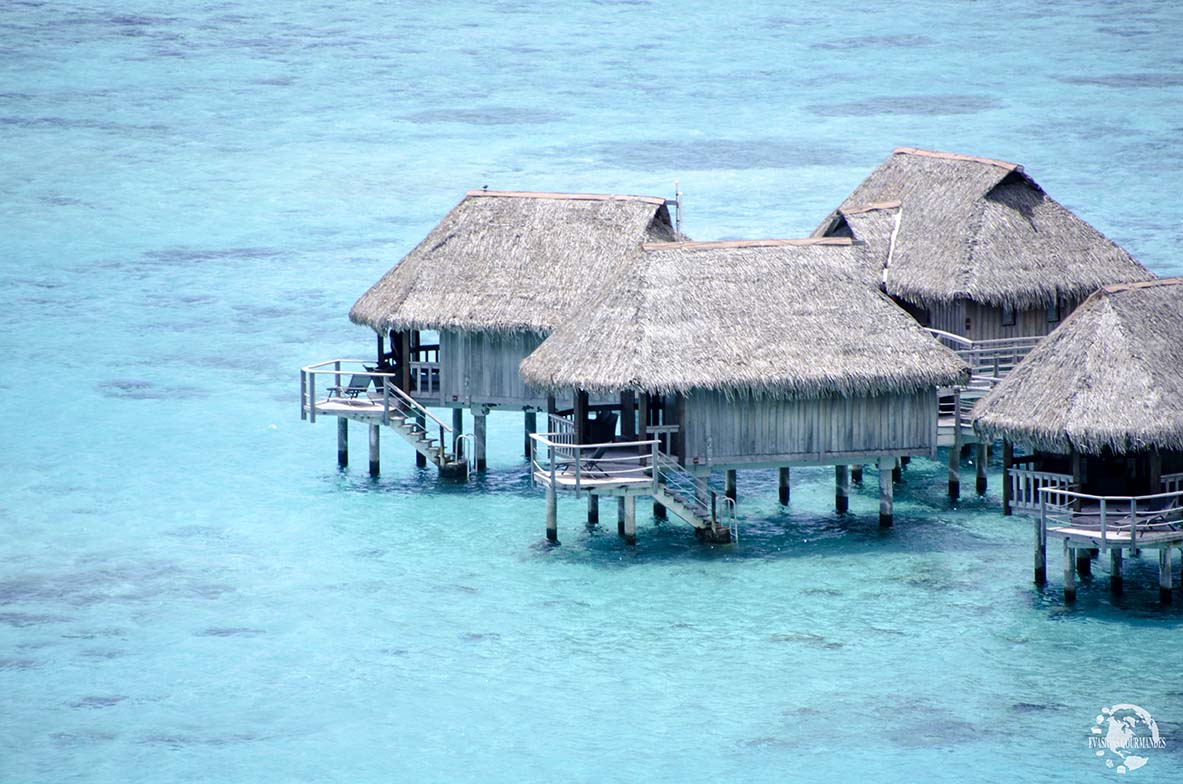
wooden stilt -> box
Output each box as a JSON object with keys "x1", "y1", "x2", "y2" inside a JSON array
[
  {"x1": 337, "y1": 417, "x2": 348, "y2": 468},
  {"x1": 524, "y1": 411, "x2": 537, "y2": 458},
  {"x1": 415, "y1": 413, "x2": 427, "y2": 468},
  {"x1": 617, "y1": 497, "x2": 626, "y2": 537},
  {"x1": 1110, "y1": 548, "x2": 1123, "y2": 594},
  {"x1": 778, "y1": 467, "x2": 790, "y2": 505},
  {"x1": 891, "y1": 458, "x2": 902, "y2": 484},
  {"x1": 975, "y1": 443, "x2": 988, "y2": 494},
  {"x1": 1002, "y1": 439, "x2": 1013, "y2": 515},
  {"x1": 1033, "y1": 513, "x2": 1046, "y2": 586},
  {"x1": 850, "y1": 465, "x2": 863, "y2": 483},
  {"x1": 1160, "y1": 547, "x2": 1173, "y2": 604},
  {"x1": 835, "y1": 465, "x2": 849, "y2": 513},
  {"x1": 368, "y1": 424, "x2": 380, "y2": 477},
  {"x1": 452, "y1": 408, "x2": 464, "y2": 460},
  {"x1": 623, "y1": 496, "x2": 636, "y2": 546},
  {"x1": 1076, "y1": 548, "x2": 1092, "y2": 578},
  {"x1": 587, "y1": 495, "x2": 599, "y2": 527},
  {"x1": 1063, "y1": 540, "x2": 1076, "y2": 602},
  {"x1": 473, "y1": 409, "x2": 487, "y2": 472},
  {"x1": 545, "y1": 483, "x2": 557, "y2": 543},
  {"x1": 948, "y1": 438, "x2": 960, "y2": 500},
  {"x1": 653, "y1": 501, "x2": 667, "y2": 520},
  {"x1": 725, "y1": 469, "x2": 737, "y2": 502},
  {"x1": 900, "y1": 456, "x2": 911, "y2": 467},
  {"x1": 877, "y1": 456, "x2": 893, "y2": 527}
]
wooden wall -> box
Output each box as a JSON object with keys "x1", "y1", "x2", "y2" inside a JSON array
[
  {"x1": 439, "y1": 329, "x2": 548, "y2": 407},
  {"x1": 917, "y1": 297, "x2": 1082, "y2": 341},
  {"x1": 681, "y1": 389, "x2": 937, "y2": 467}
]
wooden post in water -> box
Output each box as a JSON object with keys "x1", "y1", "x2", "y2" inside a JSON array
[
  {"x1": 622, "y1": 495, "x2": 637, "y2": 546},
  {"x1": 1076, "y1": 547, "x2": 1092, "y2": 578},
  {"x1": 877, "y1": 456, "x2": 893, "y2": 527},
  {"x1": 337, "y1": 418, "x2": 348, "y2": 468},
  {"x1": 778, "y1": 467, "x2": 790, "y2": 505},
  {"x1": 975, "y1": 443, "x2": 988, "y2": 494},
  {"x1": 545, "y1": 483, "x2": 558, "y2": 544},
  {"x1": 1034, "y1": 504, "x2": 1046, "y2": 586},
  {"x1": 587, "y1": 495, "x2": 599, "y2": 527},
  {"x1": 1160, "y1": 547, "x2": 1174, "y2": 604},
  {"x1": 1063, "y1": 539, "x2": 1076, "y2": 602},
  {"x1": 524, "y1": 411, "x2": 536, "y2": 458},
  {"x1": 851, "y1": 465, "x2": 863, "y2": 483},
  {"x1": 415, "y1": 413, "x2": 427, "y2": 468},
  {"x1": 725, "y1": 469, "x2": 737, "y2": 502},
  {"x1": 473, "y1": 409, "x2": 487, "y2": 472},
  {"x1": 1001, "y1": 440, "x2": 1013, "y2": 516},
  {"x1": 948, "y1": 440, "x2": 960, "y2": 500},
  {"x1": 368, "y1": 424, "x2": 380, "y2": 477},
  {"x1": 1110, "y1": 548, "x2": 1123, "y2": 594},
  {"x1": 835, "y1": 465, "x2": 849, "y2": 513},
  {"x1": 617, "y1": 498, "x2": 626, "y2": 537},
  {"x1": 452, "y1": 408, "x2": 464, "y2": 460},
  {"x1": 892, "y1": 458, "x2": 902, "y2": 484}
]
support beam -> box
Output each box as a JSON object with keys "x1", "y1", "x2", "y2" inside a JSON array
[
  {"x1": 778, "y1": 467, "x2": 790, "y2": 505},
  {"x1": 878, "y1": 456, "x2": 893, "y2": 527},
  {"x1": 620, "y1": 391, "x2": 636, "y2": 438},
  {"x1": 975, "y1": 443, "x2": 988, "y2": 494},
  {"x1": 1110, "y1": 548, "x2": 1123, "y2": 594},
  {"x1": 653, "y1": 501, "x2": 667, "y2": 520},
  {"x1": 1076, "y1": 548, "x2": 1092, "y2": 578},
  {"x1": 725, "y1": 469, "x2": 737, "y2": 502},
  {"x1": 574, "y1": 391, "x2": 589, "y2": 445},
  {"x1": 415, "y1": 414, "x2": 427, "y2": 468},
  {"x1": 1002, "y1": 439, "x2": 1013, "y2": 515},
  {"x1": 850, "y1": 465, "x2": 863, "y2": 483},
  {"x1": 524, "y1": 411, "x2": 537, "y2": 458},
  {"x1": 473, "y1": 409, "x2": 487, "y2": 472},
  {"x1": 368, "y1": 424, "x2": 380, "y2": 477},
  {"x1": 337, "y1": 417, "x2": 348, "y2": 468},
  {"x1": 892, "y1": 459, "x2": 902, "y2": 484},
  {"x1": 452, "y1": 409, "x2": 464, "y2": 460},
  {"x1": 1160, "y1": 547, "x2": 1174, "y2": 604},
  {"x1": 948, "y1": 439, "x2": 960, "y2": 500},
  {"x1": 587, "y1": 495, "x2": 599, "y2": 527},
  {"x1": 617, "y1": 498, "x2": 626, "y2": 537},
  {"x1": 622, "y1": 496, "x2": 636, "y2": 546},
  {"x1": 835, "y1": 465, "x2": 849, "y2": 513},
  {"x1": 1033, "y1": 514, "x2": 1046, "y2": 586},
  {"x1": 1064, "y1": 540, "x2": 1076, "y2": 602},
  {"x1": 545, "y1": 484, "x2": 557, "y2": 543},
  {"x1": 399, "y1": 331, "x2": 412, "y2": 392}
]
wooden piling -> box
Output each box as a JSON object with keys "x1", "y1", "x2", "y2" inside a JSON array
[
  {"x1": 1075, "y1": 548, "x2": 1092, "y2": 578},
  {"x1": 975, "y1": 443, "x2": 988, "y2": 494},
  {"x1": 891, "y1": 459, "x2": 902, "y2": 484},
  {"x1": 337, "y1": 417, "x2": 348, "y2": 468},
  {"x1": 368, "y1": 424, "x2": 380, "y2": 477},
  {"x1": 623, "y1": 495, "x2": 636, "y2": 546},
  {"x1": 452, "y1": 408, "x2": 464, "y2": 460},
  {"x1": 725, "y1": 469, "x2": 737, "y2": 502},
  {"x1": 415, "y1": 413, "x2": 427, "y2": 468},
  {"x1": 1110, "y1": 548, "x2": 1123, "y2": 594},
  {"x1": 524, "y1": 411, "x2": 537, "y2": 458},
  {"x1": 1001, "y1": 439, "x2": 1013, "y2": 515},
  {"x1": 617, "y1": 497, "x2": 626, "y2": 537},
  {"x1": 545, "y1": 483, "x2": 558, "y2": 543},
  {"x1": 474, "y1": 410, "x2": 487, "y2": 472},
  {"x1": 587, "y1": 495, "x2": 599, "y2": 527},
  {"x1": 1063, "y1": 540, "x2": 1076, "y2": 602},
  {"x1": 850, "y1": 465, "x2": 863, "y2": 483},
  {"x1": 877, "y1": 456, "x2": 893, "y2": 527},
  {"x1": 1033, "y1": 513, "x2": 1046, "y2": 586},
  {"x1": 778, "y1": 467, "x2": 790, "y2": 505},
  {"x1": 948, "y1": 438, "x2": 960, "y2": 500},
  {"x1": 1160, "y1": 547, "x2": 1173, "y2": 604},
  {"x1": 835, "y1": 465, "x2": 849, "y2": 513},
  {"x1": 653, "y1": 501, "x2": 667, "y2": 521}
]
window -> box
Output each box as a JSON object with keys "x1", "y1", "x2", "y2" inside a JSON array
[
  {"x1": 1001, "y1": 305, "x2": 1016, "y2": 327},
  {"x1": 1047, "y1": 297, "x2": 1061, "y2": 323}
]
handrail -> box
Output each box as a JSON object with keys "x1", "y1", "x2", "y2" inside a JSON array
[
  {"x1": 926, "y1": 328, "x2": 973, "y2": 348},
  {"x1": 302, "y1": 360, "x2": 453, "y2": 435},
  {"x1": 1039, "y1": 486, "x2": 1183, "y2": 504}
]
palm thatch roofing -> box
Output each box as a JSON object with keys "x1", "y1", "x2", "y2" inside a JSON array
[
  {"x1": 973, "y1": 278, "x2": 1183, "y2": 455},
  {"x1": 350, "y1": 191, "x2": 679, "y2": 334},
  {"x1": 519, "y1": 238, "x2": 969, "y2": 399},
  {"x1": 814, "y1": 148, "x2": 1154, "y2": 309}
]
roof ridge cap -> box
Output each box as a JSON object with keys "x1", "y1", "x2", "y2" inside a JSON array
[
  {"x1": 893, "y1": 147, "x2": 1022, "y2": 172},
  {"x1": 840, "y1": 200, "x2": 902, "y2": 215},
  {"x1": 642, "y1": 237, "x2": 855, "y2": 252},
  {"x1": 466, "y1": 190, "x2": 668, "y2": 206}
]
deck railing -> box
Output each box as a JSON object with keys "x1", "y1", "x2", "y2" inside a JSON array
[
  {"x1": 300, "y1": 358, "x2": 455, "y2": 459},
  {"x1": 1009, "y1": 467, "x2": 1074, "y2": 513},
  {"x1": 529, "y1": 431, "x2": 659, "y2": 497},
  {"x1": 926, "y1": 329, "x2": 1041, "y2": 379},
  {"x1": 1038, "y1": 485, "x2": 1183, "y2": 548},
  {"x1": 1163, "y1": 473, "x2": 1183, "y2": 494}
]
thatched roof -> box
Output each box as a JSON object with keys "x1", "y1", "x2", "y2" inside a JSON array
[
  {"x1": 814, "y1": 148, "x2": 1154, "y2": 309},
  {"x1": 350, "y1": 191, "x2": 678, "y2": 334},
  {"x1": 973, "y1": 278, "x2": 1183, "y2": 455},
  {"x1": 519, "y1": 238, "x2": 969, "y2": 399}
]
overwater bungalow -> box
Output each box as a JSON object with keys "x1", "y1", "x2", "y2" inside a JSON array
[
  {"x1": 519, "y1": 237, "x2": 969, "y2": 545},
  {"x1": 813, "y1": 147, "x2": 1155, "y2": 495},
  {"x1": 300, "y1": 190, "x2": 679, "y2": 475},
  {"x1": 972, "y1": 278, "x2": 1183, "y2": 602}
]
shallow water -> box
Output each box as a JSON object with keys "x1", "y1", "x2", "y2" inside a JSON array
[{"x1": 3, "y1": 2, "x2": 1183, "y2": 782}]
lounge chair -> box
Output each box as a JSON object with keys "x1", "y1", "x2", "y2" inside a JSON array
[{"x1": 326, "y1": 373, "x2": 373, "y2": 400}]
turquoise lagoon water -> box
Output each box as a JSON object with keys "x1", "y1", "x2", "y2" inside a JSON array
[{"x1": 3, "y1": 1, "x2": 1183, "y2": 781}]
